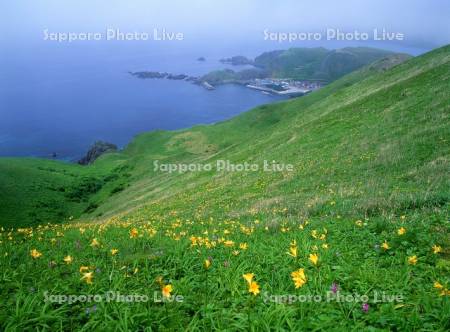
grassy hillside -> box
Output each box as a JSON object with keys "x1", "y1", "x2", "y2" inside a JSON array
[
  {"x1": 88, "y1": 46, "x2": 448, "y2": 222},
  {"x1": 253, "y1": 46, "x2": 406, "y2": 82},
  {"x1": 0, "y1": 52, "x2": 411, "y2": 229},
  {"x1": 199, "y1": 47, "x2": 408, "y2": 85},
  {"x1": 0, "y1": 45, "x2": 449, "y2": 330},
  {"x1": 0, "y1": 155, "x2": 129, "y2": 228}
]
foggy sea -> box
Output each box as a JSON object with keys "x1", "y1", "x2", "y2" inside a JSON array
[
  {"x1": 0, "y1": 42, "x2": 285, "y2": 161},
  {"x1": 0, "y1": 37, "x2": 428, "y2": 161}
]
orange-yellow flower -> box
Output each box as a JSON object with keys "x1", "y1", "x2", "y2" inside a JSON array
[
  {"x1": 63, "y1": 255, "x2": 73, "y2": 264},
  {"x1": 81, "y1": 272, "x2": 93, "y2": 284},
  {"x1": 79, "y1": 266, "x2": 89, "y2": 273},
  {"x1": 397, "y1": 227, "x2": 406, "y2": 235},
  {"x1": 434, "y1": 281, "x2": 443, "y2": 289},
  {"x1": 309, "y1": 253, "x2": 319, "y2": 265},
  {"x1": 291, "y1": 268, "x2": 307, "y2": 288},
  {"x1": 408, "y1": 255, "x2": 418, "y2": 265},
  {"x1": 239, "y1": 243, "x2": 248, "y2": 250},
  {"x1": 162, "y1": 284, "x2": 173, "y2": 298},
  {"x1": 248, "y1": 281, "x2": 260, "y2": 295},
  {"x1": 30, "y1": 249, "x2": 42, "y2": 259},
  {"x1": 129, "y1": 228, "x2": 139, "y2": 238},
  {"x1": 381, "y1": 241, "x2": 390, "y2": 250},
  {"x1": 291, "y1": 268, "x2": 306, "y2": 280},
  {"x1": 111, "y1": 249, "x2": 119, "y2": 256},
  {"x1": 432, "y1": 245, "x2": 442, "y2": 254},
  {"x1": 242, "y1": 273, "x2": 254, "y2": 285},
  {"x1": 90, "y1": 238, "x2": 100, "y2": 247},
  {"x1": 287, "y1": 245, "x2": 298, "y2": 258},
  {"x1": 223, "y1": 240, "x2": 234, "y2": 247}
]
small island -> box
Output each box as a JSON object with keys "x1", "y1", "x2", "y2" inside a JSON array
[
  {"x1": 129, "y1": 71, "x2": 215, "y2": 90},
  {"x1": 129, "y1": 71, "x2": 191, "y2": 80},
  {"x1": 219, "y1": 55, "x2": 254, "y2": 66}
]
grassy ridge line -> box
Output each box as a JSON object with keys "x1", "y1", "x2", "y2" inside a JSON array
[
  {"x1": 252, "y1": 46, "x2": 401, "y2": 82},
  {"x1": 199, "y1": 47, "x2": 406, "y2": 85}
]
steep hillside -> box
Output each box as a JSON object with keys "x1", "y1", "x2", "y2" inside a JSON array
[
  {"x1": 90, "y1": 45, "x2": 448, "y2": 221},
  {"x1": 0, "y1": 46, "x2": 449, "y2": 330},
  {"x1": 0, "y1": 51, "x2": 413, "y2": 228}
]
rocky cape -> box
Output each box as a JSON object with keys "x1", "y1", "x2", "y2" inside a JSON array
[
  {"x1": 129, "y1": 71, "x2": 218, "y2": 90},
  {"x1": 78, "y1": 141, "x2": 118, "y2": 165}
]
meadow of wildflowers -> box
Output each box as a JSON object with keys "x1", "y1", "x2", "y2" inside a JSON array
[{"x1": 1, "y1": 45, "x2": 449, "y2": 330}]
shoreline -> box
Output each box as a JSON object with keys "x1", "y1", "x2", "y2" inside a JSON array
[
  {"x1": 130, "y1": 70, "x2": 322, "y2": 97},
  {"x1": 0, "y1": 84, "x2": 286, "y2": 162}
]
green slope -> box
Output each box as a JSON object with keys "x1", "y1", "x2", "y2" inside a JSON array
[
  {"x1": 0, "y1": 46, "x2": 447, "y2": 227},
  {"x1": 0, "y1": 45, "x2": 449, "y2": 331},
  {"x1": 254, "y1": 46, "x2": 410, "y2": 82},
  {"x1": 88, "y1": 45, "x2": 449, "y2": 222},
  {"x1": 0, "y1": 155, "x2": 129, "y2": 227}
]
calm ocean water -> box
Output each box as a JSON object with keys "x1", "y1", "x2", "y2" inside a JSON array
[
  {"x1": 0, "y1": 42, "x2": 285, "y2": 161},
  {"x1": 0, "y1": 38, "x2": 427, "y2": 161}
]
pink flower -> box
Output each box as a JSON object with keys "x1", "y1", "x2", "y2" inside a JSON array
[
  {"x1": 362, "y1": 303, "x2": 369, "y2": 313},
  {"x1": 330, "y1": 282, "x2": 339, "y2": 294}
]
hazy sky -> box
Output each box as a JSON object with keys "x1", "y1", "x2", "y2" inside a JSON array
[{"x1": 1, "y1": 0, "x2": 449, "y2": 53}]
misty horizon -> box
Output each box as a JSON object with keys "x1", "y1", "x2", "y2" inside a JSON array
[{"x1": 1, "y1": 0, "x2": 449, "y2": 56}]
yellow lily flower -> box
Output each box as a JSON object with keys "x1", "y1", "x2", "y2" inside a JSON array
[
  {"x1": 30, "y1": 249, "x2": 42, "y2": 259},
  {"x1": 309, "y1": 253, "x2": 319, "y2": 265},
  {"x1": 63, "y1": 255, "x2": 73, "y2": 264}
]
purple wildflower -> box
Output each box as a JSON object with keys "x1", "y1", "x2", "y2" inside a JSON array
[
  {"x1": 362, "y1": 303, "x2": 369, "y2": 313},
  {"x1": 330, "y1": 282, "x2": 339, "y2": 294}
]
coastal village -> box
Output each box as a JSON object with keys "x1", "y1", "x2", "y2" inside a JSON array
[
  {"x1": 130, "y1": 53, "x2": 328, "y2": 97},
  {"x1": 131, "y1": 70, "x2": 323, "y2": 98},
  {"x1": 246, "y1": 78, "x2": 322, "y2": 97}
]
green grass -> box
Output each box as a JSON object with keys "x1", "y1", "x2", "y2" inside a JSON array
[
  {"x1": 89, "y1": 44, "x2": 449, "y2": 222},
  {"x1": 0, "y1": 45, "x2": 449, "y2": 330},
  {"x1": 1, "y1": 207, "x2": 449, "y2": 330},
  {"x1": 0, "y1": 154, "x2": 128, "y2": 228}
]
